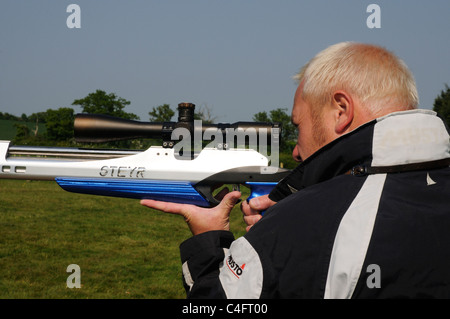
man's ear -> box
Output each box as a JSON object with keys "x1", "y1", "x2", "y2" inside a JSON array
[{"x1": 332, "y1": 91, "x2": 354, "y2": 134}]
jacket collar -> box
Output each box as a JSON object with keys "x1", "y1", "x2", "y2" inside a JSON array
[{"x1": 270, "y1": 109, "x2": 450, "y2": 201}]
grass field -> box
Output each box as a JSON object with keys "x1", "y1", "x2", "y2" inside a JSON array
[{"x1": 0, "y1": 179, "x2": 248, "y2": 299}]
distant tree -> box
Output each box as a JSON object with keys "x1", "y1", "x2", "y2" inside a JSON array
[
  {"x1": 433, "y1": 84, "x2": 450, "y2": 128},
  {"x1": 12, "y1": 123, "x2": 46, "y2": 146},
  {"x1": 13, "y1": 123, "x2": 30, "y2": 141},
  {"x1": 26, "y1": 111, "x2": 47, "y2": 137},
  {"x1": 252, "y1": 111, "x2": 270, "y2": 123},
  {"x1": 148, "y1": 103, "x2": 216, "y2": 124},
  {"x1": 11, "y1": 108, "x2": 74, "y2": 146},
  {"x1": 45, "y1": 108, "x2": 75, "y2": 142},
  {"x1": 253, "y1": 108, "x2": 298, "y2": 169},
  {"x1": 28, "y1": 112, "x2": 47, "y2": 124},
  {"x1": 194, "y1": 104, "x2": 217, "y2": 124},
  {"x1": 0, "y1": 112, "x2": 20, "y2": 121},
  {"x1": 72, "y1": 90, "x2": 139, "y2": 120},
  {"x1": 253, "y1": 108, "x2": 296, "y2": 152},
  {"x1": 149, "y1": 104, "x2": 175, "y2": 122}
]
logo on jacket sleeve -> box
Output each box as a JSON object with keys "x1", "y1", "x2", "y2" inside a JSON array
[
  {"x1": 226, "y1": 255, "x2": 246, "y2": 278},
  {"x1": 219, "y1": 237, "x2": 263, "y2": 298}
]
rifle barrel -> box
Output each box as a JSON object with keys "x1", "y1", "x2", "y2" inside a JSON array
[{"x1": 8, "y1": 145, "x2": 140, "y2": 160}]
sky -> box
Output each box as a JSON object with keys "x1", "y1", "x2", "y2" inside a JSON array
[{"x1": 0, "y1": 0, "x2": 449, "y2": 123}]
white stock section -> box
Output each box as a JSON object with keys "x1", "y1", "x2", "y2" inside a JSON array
[{"x1": 0, "y1": 141, "x2": 269, "y2": 182}]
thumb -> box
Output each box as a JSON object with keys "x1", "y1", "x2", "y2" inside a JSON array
[
  {"x1": 249, "y1": 194, "x2": 275, "y2": 210},
  {"x1": 217, "y1": 191, "x2": 241, "y2": 212}
]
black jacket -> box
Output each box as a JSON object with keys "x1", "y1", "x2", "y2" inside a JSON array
[{"x1": 180, "y1": 110, "x2": 450, "y2": 298}]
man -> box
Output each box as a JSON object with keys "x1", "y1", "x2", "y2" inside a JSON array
[{"x1": 141, "y1": 42, "x2": 450, "y2": 298}]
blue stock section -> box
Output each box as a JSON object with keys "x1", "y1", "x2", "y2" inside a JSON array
[
  {"x1": 55, "y1": 177, "x2": 211, "y2": 207},
  {"x1": 245, "y1": 182, "x2": 278, "y2": 215},
  {"x1": 245, "y1": 182, "x2": 278, "y2": 201}
]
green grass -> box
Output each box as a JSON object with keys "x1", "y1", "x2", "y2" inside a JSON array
[{"x1": 0, "y1": 179, "x2": 248, "y2": 299}]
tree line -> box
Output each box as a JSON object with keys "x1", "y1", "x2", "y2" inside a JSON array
[
  {"x1": 6, "y1": 85, "x2": 450, "y2": 168},
  {"x1": 6, "y1": 89, "x2": 299, "y2": 166},
  {"x1": 9, "y1": 89, "x2": 298, "y2": 146}
]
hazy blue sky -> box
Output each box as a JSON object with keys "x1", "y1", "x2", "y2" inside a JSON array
[{"x1": 1, "y1": 0, "x2": 449, "y2": 122}]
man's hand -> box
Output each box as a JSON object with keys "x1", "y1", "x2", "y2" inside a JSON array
[
  {"x1": 140, "y1": 189, "x2": 242, "y2": 236},
  {"x1": 241, "y1": 194, "x2": 276, "y2": 232}
]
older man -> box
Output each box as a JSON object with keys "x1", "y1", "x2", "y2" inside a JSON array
[{"x1": 141, "y1": 42, "x2": 450, "y2": 298}]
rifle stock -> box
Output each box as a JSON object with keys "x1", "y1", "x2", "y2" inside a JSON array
[{"x1": 0, "y1": 102, "x2": 290, "y2": 207}]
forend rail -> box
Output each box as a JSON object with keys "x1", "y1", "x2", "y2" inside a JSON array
[{"x1": 7, "y1": 145, "x2": 141, "y2": 160}]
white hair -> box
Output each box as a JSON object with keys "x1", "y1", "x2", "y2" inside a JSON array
[{"x1": 294, "y1": 42, "x2": 419, "y2": 115}]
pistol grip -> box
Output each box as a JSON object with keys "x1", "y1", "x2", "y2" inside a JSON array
[{"x1": 245, "y1": 182, "x2": 278, "y2": 215}]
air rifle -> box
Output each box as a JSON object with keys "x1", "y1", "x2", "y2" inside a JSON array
[{"x1": 0, "y1": 103, "x2": 290, "y2": 207}]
